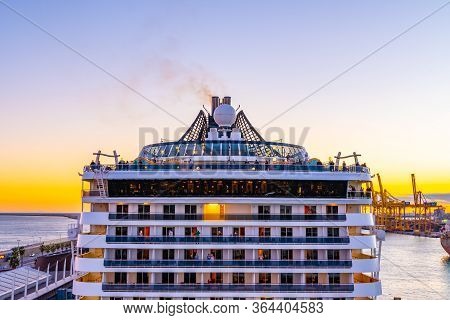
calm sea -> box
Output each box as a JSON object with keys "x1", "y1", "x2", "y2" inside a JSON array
[
  {"x1": 0, "y1": 215, "x2": 76, "y2": 251},
  {"x1": 0, "y1": 215, "x2": 448, "y2": 299},
  {"x1": 380, "y1": 233, "x2": 450, "y2": 299}
]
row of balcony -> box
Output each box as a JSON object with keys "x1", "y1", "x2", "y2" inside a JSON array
[
  {"x1": 105, "y1": 236, "x2": 351, "y2": 244},
  {"x1": 103, "y1": 259, "x2": 352, "y2": 268},
  {"x1": 107, "y1": 213, "x2": 347, "y2": 221},
  {"x1": 101, "y1": 283, "x2": 355, "y2": 292}
]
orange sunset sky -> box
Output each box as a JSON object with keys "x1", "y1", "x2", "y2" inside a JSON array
[{"x1": 0, "y1": 1, "x2": 449, "y2": 213}]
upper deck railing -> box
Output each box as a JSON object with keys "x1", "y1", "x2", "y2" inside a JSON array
[
  {"x1": 83, "y1": 162, "x2": 370, "y2": 174},
  {"x1": 83, "y1": 190, "x2": 371, "y2": 199}
]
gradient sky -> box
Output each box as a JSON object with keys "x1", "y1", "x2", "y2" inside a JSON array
[{"x1": 0, "y1": 0, "x2": 449, "y2": 212}]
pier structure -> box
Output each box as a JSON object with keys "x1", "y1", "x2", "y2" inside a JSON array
[{"x1": 0, "y1": 257, "x2": 78, "y2": 300}]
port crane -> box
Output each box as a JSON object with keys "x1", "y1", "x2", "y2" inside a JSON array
[
  {"x1": 372, "y1": 174, "x2": 408, "y2": 231},
  {"x1": 410, "y1": 174, "x2": 440, "y2": 234},
  {"x1": 372, "y1": 174, "x2": 442, "y2": 234}
]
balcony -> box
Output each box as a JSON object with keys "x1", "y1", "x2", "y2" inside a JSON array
[
  {"x1": 77, "y1": 272, "x2": 102, "y2": 283},
  {"x1": 101, "y1": 283, "x2": 354, "y2": 293},
  {"x1": 103, "y1": 259, "x2": 352, "y2": 268},
  {"x1": 354, "y1": 273, "x2": 379, "y2": 284},
  {"x1": 107, "y1": 213, "x2": 346, "y2": 222},
  {"x1": 353, "y1": 274, "x2": 382, "y2": 297},
  {"x1": 77, "y1": 234, "x2": 374, "y2": 249},
  {"x1": 105, "y1": 236, "x2": 351, "y2": 245},
  {"x1": 79, "y1": 249, "x2": 104, "y2": 259},
  {"x1": 352, "y1": 253, "x2": 376, "y2": 260},
  {"x1": 80, "y1": 212, "x2": 374, "y2": 228}
]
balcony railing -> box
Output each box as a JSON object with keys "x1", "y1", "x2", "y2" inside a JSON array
[
  {"x1": 107, "y1": 213, "x2": 346, "y2": 222},
  {"x1": 105, "y1": 236, "x2": 350, "y2": 244},
  {"x1": 102, "y1": 283, "x2": 354, "y2": 292},
  {"x1": 84, "y1": 162, "x2": 370, "y2": 174},
  {"x1": 83, "y1": 189, "x2": 372, "y2": 199},
  {"x1": 103, "y1": 259, "x2": 352, "y2": 268}
]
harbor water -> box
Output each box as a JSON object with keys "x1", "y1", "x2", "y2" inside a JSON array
[
  {"x1": 0, "y1": 215, "x2": 76, "y2": 251},
  {"x1": 0, "y1": 215, "x2": 449, "y2": 299},
  {"x1": 380, "y1": 233, "x2": 450, "y2": 299}
]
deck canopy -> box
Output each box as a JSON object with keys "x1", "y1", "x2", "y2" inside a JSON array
[{"x1": 139, "y1": 109, "x2": 308, "y2": 162}]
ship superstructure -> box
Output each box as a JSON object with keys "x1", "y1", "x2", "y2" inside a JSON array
[{"x1": 73, "y1": 96, "x2": 381, "y2": 300}]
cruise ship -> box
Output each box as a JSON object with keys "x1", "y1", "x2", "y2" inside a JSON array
[{"x1": 73, "y1": 96, "x2": 382, "y2": 300}]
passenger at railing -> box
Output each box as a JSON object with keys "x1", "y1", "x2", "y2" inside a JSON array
[
  {"x1": 366, "y1": 186, "x2": 372, "y2": 198},
  {"x1": 359, "y1": 186, "x2": 365, "y2": 198},
  {"x1": 138, "y1": 159, "x2": 144, "y2": 171},
  {"x1": 328, "y1": 158, "x2": 335, "y2": 171},
  {"x1": 361, "y1": 162, "x2": 367, "y2": 173},
  {"x1": 355, "y1": 161, "x2": 361, "y2": 173},
  {"x1": 347, "y1": 185, "x2": 355, "y2": 198},
  {"x1": 206, "y1": 253, "x2": 214, "y2": 265},
  {"x1": 117, "y1": 159, "x2": 125, "y2": 171},
  {"x1": 90, "y1": 160, "x2": 96, "y2": 171},
  {"x1": 265, "y1": 159, "x2": 270, "y2": 171},
  {"x1": 342, "y1": 161, "x2": 347, "y2": 172},
  {"x1": 316, "y1": 160, "x2": 323, "y2": 171},
  {"x1": 254, "y1": 159, "x2": 262, "y2": 170},
  {"x1": 194, "y1": 229, "x2": 200, "y2": 244}
]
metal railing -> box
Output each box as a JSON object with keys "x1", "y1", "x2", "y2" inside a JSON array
[
  {"x1": 105, "y1": 236, "x2": 350, "y2": 244},
  {"x1": 84, "y1": 162, "x2": 370, "y2": 174},
  {"x1": 101, "y1": 283, "x2": 354, "y2": 292},
  {"x1": 103, "y1": 259, "x2": 352, "y2": 268},
  {"x1": 107, "y1": 213, "x2": 347, "y2": 221},
  {"x1": 83, "y1": 190, "x2": 372, "y2": 199},
  {"x1": 347, "y1": 191, "x2": 372, "y2": 199}
]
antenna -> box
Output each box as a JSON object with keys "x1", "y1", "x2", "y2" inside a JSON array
[{"x1": 202, "y1": 105, "x2": 211, "y2": 116}]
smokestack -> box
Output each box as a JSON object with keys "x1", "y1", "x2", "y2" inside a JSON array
[
  {"x1": 222, "y1": 96, "x2": 231, "y2": 105},
  {"x1": 211, "y1": 96, "x2": 220, "y2": 115}
]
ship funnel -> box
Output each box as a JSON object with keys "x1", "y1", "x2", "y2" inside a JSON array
[
  {"x1": 222, "y1": 96, "x2": 231, "y2": 105},
  {"x1": 211, "y1": 96, "x2": 220, "y2": 115}
]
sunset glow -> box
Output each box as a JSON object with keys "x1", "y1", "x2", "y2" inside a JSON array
[{"x1": 0, "y1": 1, "x2": 449, "y2": 213}]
